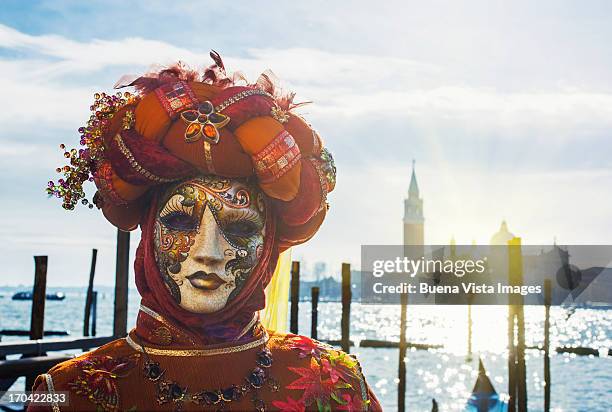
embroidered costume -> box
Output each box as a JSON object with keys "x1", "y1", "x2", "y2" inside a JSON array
[{"x1": 31, "y1": 52, "x2": 380, "y2": 411}]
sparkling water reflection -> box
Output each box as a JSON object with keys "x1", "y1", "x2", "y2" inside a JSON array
[{"x1": 1, "y1": 287, "x2": 610, "y2": 411}]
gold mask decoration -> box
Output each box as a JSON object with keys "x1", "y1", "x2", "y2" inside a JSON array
[{"x1": 153, "y1": 176, "x2": 266, "y2": 314}]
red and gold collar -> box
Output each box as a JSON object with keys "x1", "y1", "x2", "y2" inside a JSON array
[{"x1": 132, "y1": 304, "x2": 265, "y2": 351}]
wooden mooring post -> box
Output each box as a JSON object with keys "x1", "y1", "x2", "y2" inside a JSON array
[
  {"x1": 113, "y1": 230, "x2": 130, "y2": 338},
  {"x1": 30, "y1": 256, "x2": 48, "y2": 341},
  {"x1": 26, "y1": 256, "x2": 48, "y2": 392},
  {"x1": 341, "y1": 263, "x2": 351, "y2": 353},
  {"x1": 507, "y1": 238, "x2": 528, "y2": 412},
  {"x1": 290, "y1": 261, "x2": 300, "y2": 334},
  {"x1": 467, "y1": 294, "x2": 473, "y2": 362},
  {"x1": 398, "y1": 292, "x2": 408, "y2": 412},
  {"x1": 84, "y1": 248, "x2": 98, "y2": 337},
  {"x1": 91, "y1": 291, "x2": 98, "y2": 337},
  {"x1": 543, "y1": 279, "x2": 551, "y2": 412},
  {"x1": 508, "y1": 302, "x2": 516, "y2": 412},
  {"x1": 516, "y1": 300, "x2": 527, "y2": 411},
  {"x1": 311, "y1": 287, "x2": 319, "y2": 340}
]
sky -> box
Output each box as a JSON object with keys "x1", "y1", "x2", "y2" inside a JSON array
[{"x1": 1, "y1": 0, "x2": 611, "y2": 286}]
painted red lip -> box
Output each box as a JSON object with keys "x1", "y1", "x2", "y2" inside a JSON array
[{"x1": 186, "y1": 271, "x2": 226, "y2": 291}]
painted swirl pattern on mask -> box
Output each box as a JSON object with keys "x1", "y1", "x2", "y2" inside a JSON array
[{"x1": 153, "y1": 221, "x2": 196, "y2": 303}]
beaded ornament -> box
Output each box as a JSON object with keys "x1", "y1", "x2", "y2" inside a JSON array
[{"x1": 46, "y1": 91, "x2": 140, "y2": 210}]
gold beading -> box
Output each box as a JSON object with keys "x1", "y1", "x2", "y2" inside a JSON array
[
  {"x1": 125, "y1": 331, "x2": 269, "y2": 357},
  {"x1": 214, "y1": 89, "x2": 273, "y2": 113},
  {"x1": 114, "y1": 134, "x2": 175, "y2": 183}
]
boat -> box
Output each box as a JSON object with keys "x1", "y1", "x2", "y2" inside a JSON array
[
  {"x1": 464, "y1": 358, "x2": 508, "y2": 412},
  {"x1": 11, "y1": 292, "x2": 65, "y2": 301},
  {"x1": 47, "y1": 292, "x2": 65, "y2": 300}
]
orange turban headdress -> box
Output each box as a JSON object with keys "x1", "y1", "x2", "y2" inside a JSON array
[{"x1": 48, "y1": 52, "x2": 336, "y2": 252}]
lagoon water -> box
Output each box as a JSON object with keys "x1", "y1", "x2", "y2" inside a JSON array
[{"x1": 1, "y1": 286, "x2": 611, "y2": 411}]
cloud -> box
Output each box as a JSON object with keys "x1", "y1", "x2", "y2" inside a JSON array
[
  {"x1": 0, "y1": 24, "x2": 206, "y2": 76},
  {"x1": 3, "y1": 23, "x2": 612, "y2": 143},
  {"x1": 0, "y1": 21, "x2": 611, "y2": 285}
]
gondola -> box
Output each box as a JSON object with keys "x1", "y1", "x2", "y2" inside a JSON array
[
  {"x1": 11, "y1": 291, "x2": 65, "y2": 301},
  {"x1": 464, "y1": 358, "x2": 508, "y2": 412}
]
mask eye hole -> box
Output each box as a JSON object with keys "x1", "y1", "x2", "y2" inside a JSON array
[
  {"x1": 220, "y1": 209, "x2": 263, "y2": 238},
  {"x1": 159, "y1": 194, "x2": 196, "y2": 231},
  {"x1": 224, "y1": 220, "x2": 258, "y2": 237},
  {"x1": 160, "y1": 211, "x2": 198, "y2": 231}
]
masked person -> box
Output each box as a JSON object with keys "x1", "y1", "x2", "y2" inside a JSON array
[{"x1": 31, "y1": 53, "x2": 382, "y2": 412}]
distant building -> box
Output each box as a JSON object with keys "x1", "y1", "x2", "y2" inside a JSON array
[
  {"x1": 299, "y1": 271, "x2": 362, "y2": 302},
  {"x1": 300, "y1": 276, "x2": 341, "y2": 301},
  {"x1": 313, "y1": 262, "x2": 327, "y2": 283},
  {"x1": 490, "y1": 220, "x2": 515, "y2": 245},
  {"x1": 403, "y1": 160, "x2": 424, "y2": 257}
]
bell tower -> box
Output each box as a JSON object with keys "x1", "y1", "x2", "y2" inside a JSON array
[{"x1": 403, "y1": 160, "x2": 424, "y2": 253}]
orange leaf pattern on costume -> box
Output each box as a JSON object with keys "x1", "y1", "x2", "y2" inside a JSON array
[
  {"x1": 337, "y1": 393, "x2": 369, "y2": 411},
  {"x1": 323, "y1": 351, "x2": 359, "y2": 383},
  {"x1": 287, "y1": 358, "x2": 335, "y2": 405},
  {"x1": 271, "y1": 395, "x2": 307, "y2": 412},
  {"x1": 68, "y1": 354, "x2": 140, "y2": 412},
  {"x1": 285, "y1": 335, "x2": 368, "y2": 411},
  {"x1": 288, "y1": 334, "x2": 332, "y2": 359}
]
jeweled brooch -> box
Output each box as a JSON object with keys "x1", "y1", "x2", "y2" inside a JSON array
[{"x1": 180, "y1": 101, "x2": 230, "y2": 144}]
